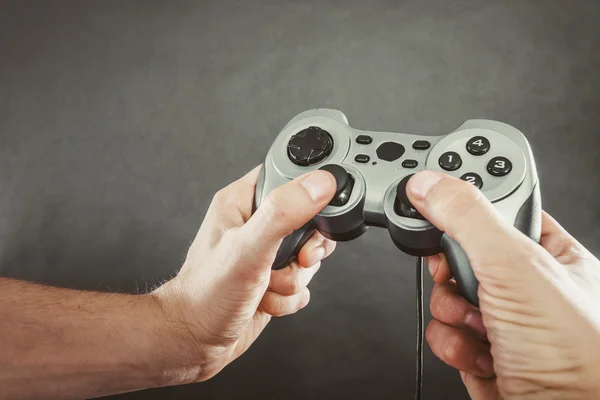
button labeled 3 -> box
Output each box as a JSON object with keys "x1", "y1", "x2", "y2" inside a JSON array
[{"x1": 487, "y1": 156, "x2": 512, "y2": 176}]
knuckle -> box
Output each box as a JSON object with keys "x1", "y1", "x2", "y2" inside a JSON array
[
  {"x1": 284, "y1": 272, "x2": 301, "y2": 295},
  {"x1": 261, "y1": 191, "x2": 289, "y2": 223},
  {"x1": 264, "y1": 294, "x2": 286, "y2": 317},
  {"x1": 218, "y1": 228, "x2": 246, "y2": 263},
  {"x1": 212, "y1": 187, "x2": 231, "y2": 204},
  {"x1": 299, "y1": 288, "x2": 311, "y2": 309},
  {"x1": 211, "y1": 187, "x2": 236, "y2": 213},
  {"x1": 425, "y1": 322, "x2": 438, "y2": 348},
  {"x1": 220, "y1": 228, "x2": 240, "y2": 247},
  {"x1": 431, "y1": 287, "x2": 454, "y2": 321},
  {"x1": 442, "y1": 334, "x2": 462, "y2": 364}
]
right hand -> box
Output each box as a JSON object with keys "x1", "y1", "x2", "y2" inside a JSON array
[{"x1": 406, "y1": 171, "x2": 600, "y2": 400}]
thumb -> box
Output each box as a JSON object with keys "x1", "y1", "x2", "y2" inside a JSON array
[
  {"x1": 406, "y1": 171, "x2": 529, "y2": 265},
  {"x1": 240, "y1": 170, "x2": 336, "y2": 261}
]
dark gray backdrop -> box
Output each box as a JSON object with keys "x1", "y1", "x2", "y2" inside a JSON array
[{"x1": 1, "y1": 1, "x2": 600, "y2": 399}]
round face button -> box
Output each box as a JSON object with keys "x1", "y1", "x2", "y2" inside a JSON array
[
  {"x1": 460, "y1": 172, "x2": 483, "y2": 189},
  {"x1": 466, "y1": 136, "x2": 491, "y2": 156},
  {"x1": 439, "y1": 151, "x2": 462, "y2": 171},
  {"x1": 487, "y1": 156, "x2": 512, "y2": 176},
  {"x1": 287, "y1": 127, "x2": 334, "y2": 166}
]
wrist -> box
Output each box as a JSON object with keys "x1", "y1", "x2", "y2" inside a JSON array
[{"x1": 148, "y1": 279, "x2": 217, "y2": 386}]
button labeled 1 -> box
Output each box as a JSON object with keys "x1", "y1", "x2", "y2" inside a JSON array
[
  {"x1": 460, "y1": 172, "x2": 483, "y2": 189},
  {"x1": 439, "y1": 151, "x2": 462, "y2": 171}
]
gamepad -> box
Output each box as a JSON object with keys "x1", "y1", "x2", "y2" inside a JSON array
[{"x1": 253, "y1": 109, "x2": 541, "y2": 306}]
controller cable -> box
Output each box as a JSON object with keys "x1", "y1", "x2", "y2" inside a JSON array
[{"x1": 415, "y1": 256, "x2": 424, "y2": 400}]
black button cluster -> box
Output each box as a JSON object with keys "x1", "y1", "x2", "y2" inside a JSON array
[
  {"x1": 436, "y1": 136, "x2": 514, "y2": 188},
  {"x1": 355, "y1": 138, "x2": 428, "y2": 168},
  {"x1": 354, "y1": 135, "x2": 372, "y2": 165},
  {"x1": 349, "y1": 133, "x2": 514, "y2": 184}
]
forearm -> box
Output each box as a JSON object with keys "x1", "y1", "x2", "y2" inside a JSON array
[{"x1": 0, "y1": 278, "x2": 192, "y2": 400}]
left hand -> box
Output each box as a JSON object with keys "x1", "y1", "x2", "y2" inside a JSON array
[{"x1": 151, "y1": 166, "x2": 337, "y2": 384}]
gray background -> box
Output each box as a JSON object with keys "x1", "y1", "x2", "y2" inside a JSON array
[{"x1": 1, "y1": 1, "x2": 600, "y2": 399}]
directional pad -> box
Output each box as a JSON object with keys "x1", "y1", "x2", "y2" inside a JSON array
[{"x1": 287, "y1": 127, "x2": 334, "y2": 166}]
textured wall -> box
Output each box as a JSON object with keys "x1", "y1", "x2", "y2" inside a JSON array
[{"x1": 1, "y1": 1, "x2": 599, "y2": 399}]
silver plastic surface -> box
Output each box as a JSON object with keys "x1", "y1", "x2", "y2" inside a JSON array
[{"x1": 256, "y1": 109, "x2": 538, "y2": 244}]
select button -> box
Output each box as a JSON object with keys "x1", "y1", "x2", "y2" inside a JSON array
[
  {"x1": 402, "y1": 159, "x2": 418, "y2": 168},
  {"x1": 355, "y1": 154, "x2": 370, "y2": 163},
  {"x1": 356, "y1": 135, "x2": 373, "y2": 145},
  {"x1": 412, "y1": 140, "x2": 431, "y2": 150}
]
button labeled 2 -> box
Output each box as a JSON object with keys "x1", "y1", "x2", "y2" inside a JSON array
[{"x1": 460, "y1": 172, "x2": 483, "y2": 189}]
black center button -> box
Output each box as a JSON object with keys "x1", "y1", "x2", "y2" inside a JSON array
[
  {"x1": 356, "y1": 135, "x2": 373, "y2": 145},
  {"x1": 467, "y1": 136, "x2": 490, "y2": 156},
  {"x1": 460, "y1": 173, "x2": 483, "y2": 189},
  {"x1": 487, "y1": 156, "x2": 512, "y2": 176},
  {"x1": 287, "y1": 126, "x2": 334, "y2": 166},
  {"x1": 376, "y1": 142, "x2": 405, "y2": 162},
  {"x1": 439, "y1": 151, "x2": 462, "y2": 171}
]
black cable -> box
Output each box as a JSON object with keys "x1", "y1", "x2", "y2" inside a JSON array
[{"x1": 415, "y1": 256, "x2": 424, "y2": 400}]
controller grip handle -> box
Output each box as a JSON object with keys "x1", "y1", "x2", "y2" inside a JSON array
[
  {"x1": 272, "y1": 223, "x2": 316, "y2": 270},
  {"x1": 443, "y1": 184, "x2": 542, "y2": 307},
  {"x1": 442, "y1": 235, "x2": 479, "y2": 306}
]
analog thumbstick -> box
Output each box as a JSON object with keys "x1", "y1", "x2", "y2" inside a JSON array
[
  {"x1": 394, "y1": 174, "x2": 425, "y2": 220},
  {"x1": 318, "y1": 164, "x2": 354, "y2": 207}
]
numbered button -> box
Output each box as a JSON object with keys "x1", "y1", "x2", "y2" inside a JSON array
[
  {"x1": 466, "y1": 136, "x2": 490, "y2": 156},
  {"x1": 487, "y1": 156, "x2": 512, "y2": 176},
  {"x1": 439, "y1": 151, "x2": 462, "y2": 171},
  {"x1": 460, "y1": 173, "x2": 483, "y2": 189}
]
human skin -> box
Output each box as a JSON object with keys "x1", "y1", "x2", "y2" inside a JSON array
[
  {"x1": 407, "y1": 171, "x2": 600, "y2": 400},
  {"x1": 2, "y1": 166, "x2": 599, "y2": 400},
  {"x1": 0, "y1": 166, "x2": 338, "y2": 399}
]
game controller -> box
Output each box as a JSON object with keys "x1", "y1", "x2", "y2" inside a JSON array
[{"x1": 253, "y1": 109, "x2": 541, "y2": 306}]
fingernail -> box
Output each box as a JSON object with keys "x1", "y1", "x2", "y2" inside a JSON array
[
  {"x1": 408, "y1": 171, "x2": 443, "y2": 200},
  {"x1": 300, "y1": 171, "x2": 335, "y2": 202},
  {"x1": 465, "y1": 311, "x2": 487, "y2": 338},
  {"x1": 428, "y1": 255, "x2": 439, "y2": 277},
  {"x1": 476, "y1": 353, "x2": 495, "y2": 376},
  {"x1": 310, "y1": 246, "x2": 325, "y2": 265}
]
